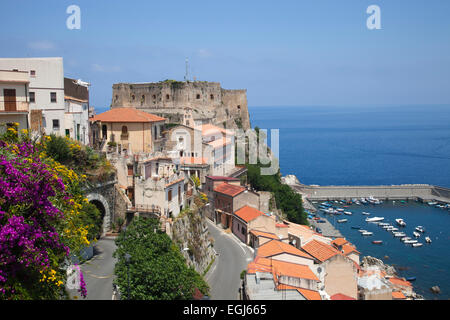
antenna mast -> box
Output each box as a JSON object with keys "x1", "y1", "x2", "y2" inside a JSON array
[{"x1": 184, "y1": 58, "x2": 189, "y2": 82}]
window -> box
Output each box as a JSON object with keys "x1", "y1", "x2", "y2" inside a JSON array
[
  {"x1": 65, "y1": 129, "x2": 70, "y2": 137},
  {"x1": 166, "y1": 94, "x2": 170, "y2": 100},
  {"x1": 30, "y1": 70, "x2": 36, "y2": 77},
  {"x1": 196, "y1": 94, "x2": 201, "y2": 99},
  {"x1": 127, "y1": 165, "x2": 133, "y2": 176},
  {"x1": 152, "y1": 94, "x2": 156, "y2": 100},
  {"x1": 122, "y1": 126, "x2": 128, "y2": 134},
  {"x1": 29, "y1": 92, "x2": 35, "y2": 103},
  {"x1": 210, "y1": 94, "x2": 214, "y2": 100},
  {"x1": 50, "y1": 92, "x2": 57, "y2": 103},
  {"x1": 52, "y1": 119, "x2": 60, "y2": 130},
  {"x1": 168, "y1": 189, "x2": 172, "y2": 201},
  {"x1": 131, "y1": 94, "x2": 135, "y2": 101}
]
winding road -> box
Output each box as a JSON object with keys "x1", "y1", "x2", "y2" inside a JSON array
[{"x1": 204, "y1": 220, "x2": 254, "y2": 300}]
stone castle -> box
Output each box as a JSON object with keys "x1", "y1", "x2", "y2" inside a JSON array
[{"x1": 111, "y1": 80, "x2": 251, "y2": 130}]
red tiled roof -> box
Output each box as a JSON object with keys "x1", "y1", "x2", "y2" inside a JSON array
[
  {"x1": 234, "y1": 206, "x2": 264, "y2": 223},
  {"x1": 392, "y1": 291, "x2": 406, "y2": 299},
  {"x1": 249, "y1": 257, "x2": 319, "y2": 281},
  {"x1": 257, "y1": 240, "x2": 315, "y2": 261},
  {"x1": 389, "y1": 277, "x2": 412, "y2": 287},
  {"x1": 91, "y1": 107, "x2": 166, "y2": 123},
  {"x1": 276, "y1": 284, "x2": 322, "y2": 300},
  {"x1": 301, "y1": 239, "x2": 340, "y2": 262},
  {"x1": 180, "y1": 157, "x2": 209, "y2": 165},
  {"x1": 214, "y1": 182, "x2": 245, "y2": 197},
  {"x1": 331, "y1": 237, "x2": 348, "y2": 247},
  {"x1": 249, "y1": 230, "x2": 279, "y2": 240},
  {"x1": 341, "y1": 243, "x2": 360, "y2": 256},
  {"x1": 330, "y1": 293, "x2": 356, "y2": 300},
  {"x1": 276, "y1": 223, "x2": 289, "y2": 228}
]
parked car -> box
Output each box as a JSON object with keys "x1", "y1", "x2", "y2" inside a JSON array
[
  {"x1": 316, "y1": 220, "x2": 326, "y2": 223},
  {"x1": 316, "y1": 228, "x2": 322, "y2": 234}
]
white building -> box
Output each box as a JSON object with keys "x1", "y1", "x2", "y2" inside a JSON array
[
  {"x1": 0, "y1": 69, "x2": 30, "y2": 132},
  {"x1": 0, "y1": 57, "x2": 65, "y2": 136},
  {"x1": 64, "y1": 77, "x2": 90, "y2": 145}
]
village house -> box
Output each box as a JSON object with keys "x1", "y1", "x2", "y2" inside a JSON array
[
  {"x1": 64, "y1": 77, "x2": 90, "y2": 145},
  {"x1": 232, "y1": 206, "x2": 266, "y2": 244},
  {"x1": 301, "y1": 239, "x2": 359, "y2": 300},
  {"x1": 90, "y1": 107, "x2": 166, "y2": 155},
  {"x1": 0, "y1": 69, "x2": 30, "y2": 132},
  {"x1": 357, "y1": 268, "x2": 393, "y2": 300},
  {"x1": 256, "y1": 239, "x2": 316, "y2": 268},
  {"x1": 244, "y1": 256, "x2": 322, "y2": 300},
  {"x1": 0, "y1": 57, "x2": 65, "y2": 136},
  {"x1": 213, "y1": 182, "x2": 260, "y2": 229},
  {"x1": 331, "y1": 237, "x2": 361, "y2": 265}
]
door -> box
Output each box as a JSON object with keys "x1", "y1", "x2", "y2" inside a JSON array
[{"x1": 3, "y1": 89, "x2": 17, "y2": 111}]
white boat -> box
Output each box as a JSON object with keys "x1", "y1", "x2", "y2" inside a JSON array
[
  {"x1": 378, "y1": 223, "x2": 389, "y2": 226},
  {"x1": 362, "y1": 212, "x2": 370, "y2": 215},
  {"x1": 425, "y1": 237, "x2": 432, "y2": 243},
  {"x1": 412, "y1": 243, "x2": 423, "y2": 247},
  {"x1": 382, "y1": 225, "x2": 391, "y2": 229},
  {"x1": 361, "y1": 231, "x2": 373, "y2": 236},
  {"x1": 337, "y1": 208, "x2": 344, "y2": 212},
  {"x1": 337, "y1": 219, "x2": 348, "y2": 223},
  {"x1": 389, "y1": 227, "x2": 399, "y2": 232},
  {"x1": 358, "y1": 229, "x2": 368, "y2": 233},
  {"x1": 413, "y1": 232, "x2": 421, "y2": 237},
  {"x1": 395, "y1": 218, "x2": 406, "y2": 227},
  {"x1": 401, "y1": 237, "x2": 411, "y2": 242},
  {"x1": 404, "y1": 240, "x2": 418, "y2": 244},
  {"x1": 415, "y1": 226, "x2": 425, "y2": 233},
  {"x1": 365, "y1": 217, "x2": 384, "y2": 222},
  {"x1": 344, "y1": 211, "x2": 353, "y2": 215},
  {"x1": 393, "y1": 232, "x2": 406, "y2": 237},
  {"x1": 427, "y1": 202, "x2": 437, "y2": 206}
]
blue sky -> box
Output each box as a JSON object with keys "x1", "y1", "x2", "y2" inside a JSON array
[{"x1": 1, "y1": 0, "x2": 449, "y2": 111}]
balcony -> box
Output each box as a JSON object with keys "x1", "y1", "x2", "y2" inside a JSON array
[
  {"x1": 0, "y1": 70, "x2": 30, "y2": 84},
  {"x1": 0, "y1": 101, "x2": 29, "y2": 113},
  {"x1": 120, "y1": 133, "x2": 129, "y2": 141}
]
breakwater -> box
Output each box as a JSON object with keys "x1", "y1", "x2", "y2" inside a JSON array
[{"x1": 288, "y1": 180, "x2": 450, "y2": 204}]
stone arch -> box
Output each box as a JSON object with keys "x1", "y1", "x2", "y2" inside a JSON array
[{"x1": 86, "y1": 193, "x2": 111, "y2": 236}]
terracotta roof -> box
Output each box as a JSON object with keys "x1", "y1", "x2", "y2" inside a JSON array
[
  {"x1": 276, "y1": 223, "x2": 289, "y2": 228},
  {"x1": 180, "y1": 157, "x2": 209, "y2": 165},
  {"x1": 234, "y1": 206, "x2": 264, "y2": 223},
  {"x1": 341, "y1": 243, "x2": 360, "y2": 256},
  {"x1": 389, "y1": 277, "x2": 412, "y2": 287},
  {"x1": 271, "y1": 259, "x2": 319, "y2": 281},
  {"x1": 214, "y1": 182, "x2": 245, "y2": 197},
  {"x1": 257, "y1": 240, "x2": 315, "y2": 261},
  {"x1": 91, "y1": 107, "x2": 166, "y2": 123},
  {"x1": 297, "y1": 288, "x2": 322, "y2": 300},
  {"x1": 330, "y1": 293, "x2": 356, "y2": 300},
  {"x1": 301, "y1": 239, "x2": 340, "y2": 262},
  {"x1": 392, "y1": 291, "x2": 406, "y2": 299},
  {"x1": 249, "y1": 230, "x2": 279, "y2": 240},
  {"x1": 165, "y1": 178, "x2": 184, "y2": 188},
  {"x1": 276, "y1": 284, "x2": 322, "y2": 300},
  {"x1": 196, "y1": 123, "x2": 235, "y2": 137},
  {"x1": 208, "y1": 137, "x2": 231, "y2": 149},
  {"x1": 331, "y1": 238, "x2": 348, "y2": 247},
  {"x1": 249, "y1": 257, "x2": 319, "y2": 281}
]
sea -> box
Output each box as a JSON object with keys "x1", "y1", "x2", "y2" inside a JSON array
[{"x1": 248, "y1": 105, "x2": 450, "y2": 300}]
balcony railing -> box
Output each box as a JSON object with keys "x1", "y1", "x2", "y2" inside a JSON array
[{"x1": 0, "y1": 101, "x2": 29, "y2": 112}]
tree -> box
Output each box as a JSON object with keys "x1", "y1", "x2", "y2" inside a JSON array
[{"x1": 113, "y1": 217, "x2": 209, "y2": 300}]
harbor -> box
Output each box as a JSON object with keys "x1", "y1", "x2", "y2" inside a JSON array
[{"x1": 306, "y1": 198, "x2": 450, "y2": 300}]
